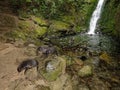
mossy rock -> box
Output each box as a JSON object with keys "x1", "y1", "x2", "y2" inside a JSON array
[
  {"x1": 99, "y1": 52, "x2": 112, "y2": 65},
  {"x1": 40, "y1": 56, "x2": 66, "y2": 81},
  {"x1": 9, "y1": 19, "x2": 47, "y2": 41},
  {"x1": 50, "y1": 20, "x2": 69, "y2": 32},
  {"x1": 18, "y1": 21, "x2": 34, "y2": 31},
  {"x1": 9, "y1": 29, "x2": 27, "y2": 40},
  {"x1": 31, "y1": 16, "x2": 47, "y2": 25},
  {"x1": 34, "y1": 26, "x2": 47, "y2": 36},
  {"x1": 78, "y1": 65, "x2": 93, "y2": 77}
]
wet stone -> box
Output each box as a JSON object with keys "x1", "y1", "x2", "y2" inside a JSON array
[{"x1": 78, "y1": 65, "x2": 93, "y2": 77}]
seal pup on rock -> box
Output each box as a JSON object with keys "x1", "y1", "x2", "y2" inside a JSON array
[
  {"x1": 17, "y1": 59, "x2": 39, "y2": 74},
  {"x1": 36, "y1": 45, "x2": 58, "y2": 57}
]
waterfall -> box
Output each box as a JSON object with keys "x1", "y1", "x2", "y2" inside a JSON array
[{"x1": 87, "y1": 0, "x2": 105, "y2": 35}]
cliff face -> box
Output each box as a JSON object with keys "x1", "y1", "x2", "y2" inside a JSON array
[{"x1": 100, "y1": 0, "x2": 120, "y2": 38}]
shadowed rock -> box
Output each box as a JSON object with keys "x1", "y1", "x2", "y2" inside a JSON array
[
  {"x1": 17, "y1": 59, "x2": 39, "y2": 74},
  {"x1": 80, "y1": 56, "x2": 87, "y2": 61}
]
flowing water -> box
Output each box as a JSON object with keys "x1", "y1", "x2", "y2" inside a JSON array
[
  {"x1": 51, "y1": 0, "x2": 120, "y2": 54},
  {"x1": 87, "y1": 0, "x2": 105, "y2": 35}
]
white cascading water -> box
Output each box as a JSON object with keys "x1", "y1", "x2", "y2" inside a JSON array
[{"x1": 87, "y1": 0, "x2": 105, "y2": 35}]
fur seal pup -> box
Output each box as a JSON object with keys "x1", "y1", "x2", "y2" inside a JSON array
[
  {"x1": 36, "y1": 45, "x2": 58, "y2": 56},
  {"x1": 17, "y1": 59, "x2": 39, "y2": 74}
]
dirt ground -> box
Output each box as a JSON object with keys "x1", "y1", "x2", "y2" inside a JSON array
[{"x1": 0, "y1": 43, "x2": 30, "y2": 90}]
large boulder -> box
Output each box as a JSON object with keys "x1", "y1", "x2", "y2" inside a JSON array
[{"x1": 39, "y1": 56, "x2": 66, "y2": 81}]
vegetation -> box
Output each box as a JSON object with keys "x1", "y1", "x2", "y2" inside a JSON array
[
  {"x1": 10, "y1": 0, "x2": 97, "y2": 28},
  {"x1": 100, "y1": 0, "x2": 120, "y2": 38}
]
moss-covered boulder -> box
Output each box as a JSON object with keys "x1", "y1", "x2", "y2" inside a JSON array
[
  {"x1": 31, "y1": 16, "x2": 48, "y2": 26},
  {"x1": 49, "y1": 20, "x2": 69, "y2": 32},
  {"x1": 8, "y1": 17, "x2": 47, "y2": 42},
  {"x1": 40, "y1": 56, "x2": 66, "y2": 81}
]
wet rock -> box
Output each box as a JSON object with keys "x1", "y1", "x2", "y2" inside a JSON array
[
  {"x1": 78, "y1": 65, "x2": 93, "y2": 77},
  {"x1": 84, "y1": 57, "x2": 100, "y2": 68},
  {"x1": 66, "y1": 64, "x2": 83, "y2": 76},
  {"x1": 99, "y1": 51, "x2": 112, "y2": 64}
]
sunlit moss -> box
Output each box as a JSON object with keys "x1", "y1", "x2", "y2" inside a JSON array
[
  {"x1": 7, "y1": 19, "x2": 47, "y2": 41},
  {"x1": 34, "y1": 27, "x2": 47, "y2": 36},
  {"x1": 40, "y1": 57, "x2": 66, "y2": 81},
  {"x1": 50, "y1": 20, "x2": 69, "y2": 31},
  {"x1": 31, "y1": 16, "x2": 47, "y2": 25}
]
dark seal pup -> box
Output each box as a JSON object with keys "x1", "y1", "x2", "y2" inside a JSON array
[
  {"x1": 36, "y1": 45, "x2": 58, "y2": 56},
  {"x1": 17, "y1": 59, "x2": 39, "y2": 74}
]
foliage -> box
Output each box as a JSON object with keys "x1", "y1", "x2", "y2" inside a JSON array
[
  {"x1": 10, "y1": 0, "x2": 98, "y2": 34},
  {"x1": 100, "y1": 0, "x2": 120, "y2": 37},
  {"x1": 10, "y1": 0, "x2": 97, "y2": 19}
]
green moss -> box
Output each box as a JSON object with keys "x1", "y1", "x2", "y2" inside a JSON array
[
  {"x1": 50, "y1": 20, "x2": 69, "y2": 31},
  {"x1": 5, "y1": 29, "x2": 26, "y2": 40},
  {"x1": 42, "y1": 66, "x2": 62, "y2": 81},
  {"x1": 61, "y1": 15, "x2": 75, "y2": 24},
  {"x1": 40, "y1": 57, "x2": 66, "y2": 81},
  {"x1": 34, "y1": 27, "x2": 47, "y2": 36},
  {"x1": 75, "y1": 26, "x2": 83, "y2": 32},
  {"x1": 31, "y1": 16, "x2": 47, "y2": 25},
  {"x1": 18, "y1": 21, "x2": 31, "y2": 31},
  {"x1": 100, "y1": 0, "x2": 120, "y2": 37},
  {"x1": 7, "y1": 19, "x2": 47, "y2": 41}
]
